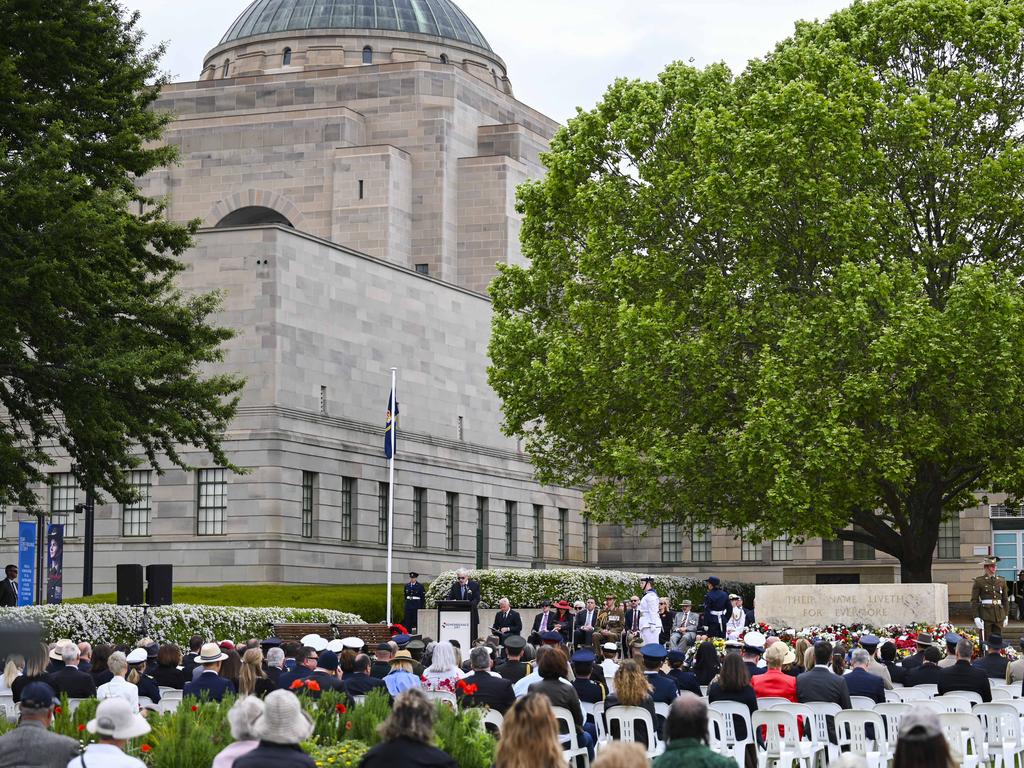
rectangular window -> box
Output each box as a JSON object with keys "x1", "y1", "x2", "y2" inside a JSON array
[
  {"x1": 533, "y1": 504, "x2": 544, "y2": 559},
  {"x1": 505, "y1": 501, "x2": 516, "y2": 557},
  {"x1": 852, "y1": 525, "x2": 875, "y2": 560},
  {"x1": 558, "y1": 508, "x2": 568, "y2": 560},
  {"x1": 741, "y1": 529, "x2": 760, "y2": 562},
  {"x1": 583, "y1": 517, "x2": 591, "y2": 563},
  {"x1": 196, "y1": 468, "x2": 227, "y2": 536},
  {"x1": 414, "y1": 264, "x2": 429, "y2": 275},
  {"x1": 49, "y1": 472, "x2": 78, "y2": 537},
  {"x1": 301, "y1": 472, "x2": 316, "y2": 539},
  {"x1": 822, "y1": 539, "x2": 845, "y2": 561},
  {"x1": 0, "y1": 502, "x2": 6, "y2": 540},
  {"x1": 938, "y1": 514, "x2": 961, "y2": 559},
  {"x1": 661, "y1": 524, "x2": 682, "y2": 563},
  {"x1": 340, "y1": 477, "x2": 354, "y2": 541},
  {"x1": 378, "y1": 482, "x2": 389, "y2": 545},
  {"x1": 122, "y1": 470, "x2": 152, "y2": 537},
  {"x1": 691, "y1": 525, "x2": 711, "y2": 562},
  {"x1": 445, "y1": 492, "x2": 459, "y2": 551},
  {"x1": 413, "y1": 487, "x2": 426, "y2": 549},
  {"x1": 771, "y1": 534, "x2": 793, "y2": 561}
]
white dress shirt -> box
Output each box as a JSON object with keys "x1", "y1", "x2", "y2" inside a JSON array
[
  {"x1": 68, "y1": 743, "x2": 146, "y2": 768},
  {"x1": 96, "y1": 675, "x2": 139, "y2": 712}
]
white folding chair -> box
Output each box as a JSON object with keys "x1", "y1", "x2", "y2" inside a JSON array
[
  {"x1": 707, "y1": 708, "x2": 729, "y2": 757},
  {"x1": 850, "y1": 695, "x2": 878, "y2": 710},
  {"x1": 424, "y1": 690, "x2": 457, "y2": 709},
  {"x1": 481, "y1": 708, "x2": 503, "y2": 735},
  {"x1": 756, "y1": 696, "x2": 792, "y2": 709},
  {"x1": 752, "y1": 710, "x2": 822, "y2": 768},
  {"x1": 932, "y1": 695, "x2": 972, "y2": 713},
  {"x1": 938, "y1": 711, "x2": 987, "y2": 768},
  {"x1": 834, "y1": 710, "x2": 888, "y2": 768},
  {"x1": 884, "y1": 689, "x2": 904, "y2": 703},
  {"x1": 708, "y1": 700, "x2": 754, "y2": 766},
  {"x1": 700, "y1": 685, "x2": 709, "y2": 697},
  {"x1": 873, "y1": 702, "x2": 910, "y2": 755},
  {"x1": 66, "y1": 697, "x2": 87, "y2": 714},
  {"x1": 654, "y1": 701, "x2": 669, "y2": 723},
  {"x1": 352, "y1": 695, "x2": 367, "y2": 706},
  {"x1": 913, "y1": 683, "x2": 939, "y2": 697},
  {"x1": 940, "y1": 690, "x2": 983, "y2": 706},
  {"x1": 804, "y1": 701, "x2": 842, "y2": 765},
  {"x1": 157, "y1": 686, "x2": 176, "y2": 696},
  {"x1": 588, "y1": 701, "x2": 608, "y2": 745},
  {"x1": 604, "y1": 705, "x2": 661, "y2": 758},
  {"x1": 974, "y1": 702, "x2": 1024, "y2": 768},
  {"x1": 774, "y1": 703, "x2": 828, "y2": 767},
  {"x1": 0, "y1": 693, "x2": 15, "y2": 723},
  {"x1": 992, "y1": 687, "x2": 1014, "y2": 701},
  {"x1": 551, "y1": 706, "x2": 591, "y2": 767},
  {"x1": 895, "y1": 687, "x2": 931, "y2": 703},
  {"x1": 158, "y1": 689, "x2": 182, "y2": 714}
]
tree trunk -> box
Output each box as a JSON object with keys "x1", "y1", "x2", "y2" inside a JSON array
[{"x1": 899, "y1": 556, "x2": 933, "y2": 584}]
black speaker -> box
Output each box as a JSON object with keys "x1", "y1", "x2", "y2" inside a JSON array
[
  {"x1": 146, "y1": 564, "x2": 173, "y2": 606},
  {"x1": 116, "y1": 564, "x2": 144, "y2": 606}
]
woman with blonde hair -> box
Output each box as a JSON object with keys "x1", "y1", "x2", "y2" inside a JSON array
[
  {"x1": 0, "y1": 654, "x2": 23, "y2": 694},
  {"x1": 238, "y1": 648, "x2": 274, "y2": 697},
  {"x1": 604, "y1": 659, "x2": 656, "y2": 744},
  {"x1": 592, "y1": 741, "x2": 650, "y2": 768},
  {"x1": 11, "y1": 643, "x2": 48, "y2": 702},
  {"x1": 792, "y1": 638, "x2": 810, "y2": 675},
  {"x1": 495, "y1": 692, "x2": 565, "y2": 768}
]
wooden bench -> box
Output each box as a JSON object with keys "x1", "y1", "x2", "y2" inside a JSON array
[{"x1": 273, "y1": 623, "x2": 393, "y2": 646}]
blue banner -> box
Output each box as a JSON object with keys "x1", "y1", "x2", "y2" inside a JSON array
[
  {"x1": 46, "y1": 524, "x2": 63, "y2": 605},
  {"x1": 17, "y1": 521, "x2": 35, "y2": 607}
]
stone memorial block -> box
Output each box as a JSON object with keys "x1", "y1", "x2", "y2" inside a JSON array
[{"x1": 754, "y1": 583, "x2": 949, "y2": 628}]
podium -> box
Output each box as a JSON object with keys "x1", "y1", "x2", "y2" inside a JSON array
[{"x1": 437, "y1": 600, "x2": 473, "y2": 648}]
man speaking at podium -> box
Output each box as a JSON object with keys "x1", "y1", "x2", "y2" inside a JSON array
[{"x1": 446, "y1": 568, "x2": 481, "y2": 643}]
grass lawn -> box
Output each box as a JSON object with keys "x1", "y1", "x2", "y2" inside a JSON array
[{"x1": 67, "y1": 583, "x2": 412, "y2": 624}]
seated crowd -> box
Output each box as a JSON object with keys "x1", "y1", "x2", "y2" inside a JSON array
[{"x1": 0, "y1": 592, "x2": 1014, "y2": 768}]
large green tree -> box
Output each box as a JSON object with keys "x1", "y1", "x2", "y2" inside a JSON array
[
  {"x1": 0, "y1": 0, "x2": 243, "y2": 509},
  {"x1": 489, "y1": 0, "x2": 1024, "y2": 582}
]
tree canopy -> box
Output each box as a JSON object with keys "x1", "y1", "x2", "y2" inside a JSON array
[
  {"x1": 489, "y1": 0, "x2": 1024, "y2": 581},
  {"x1": 0, "y1": 0, "x2": 243, "y2": 509}
]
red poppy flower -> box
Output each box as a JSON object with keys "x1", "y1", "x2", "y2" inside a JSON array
[
  {"x1": 54, "y1": 706, "x2": 62, "y2": 715},
  {"x1": 191, "y1": 705, "x2": 198, "y2": 712},
  {"x1": 77, "y1": 724, "x2": 85, "y2": 732},
  {"x1": 336, "y1": 703, "x2": 347, "y2": 714},
  {"x1": 345, "y1": 721, "x2": 353, "y2": 730},
  {"x1": 290, "y1": 679, "x2": 304, "y2": 690},
  {"x1": 305, "y1": 680, "x2": 321, "y2": 692},
  {"x1": 141, "y1": 744, "x2": 152, "y2": 753},
  {"x1": 465, "y1": 684, "x2": 478, "y2": 695}
]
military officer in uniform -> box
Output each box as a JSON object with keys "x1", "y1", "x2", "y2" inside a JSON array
[
  {"x1": 403, "y1": 572, "x2": 425, "y2": 632},
  {"x1": 701, "y1": 575, "x2": 731, "y2": 638},
  {"x1": 593, "y1": 594, "x2": 624, "y2": 654},
  {"x1": 972, "y1": 556, "x2": 1009, "y2": 641}
]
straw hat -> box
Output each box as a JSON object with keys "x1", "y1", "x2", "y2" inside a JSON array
[
  {"x1": 88, "y1": 697, "x2": 151, "y2": 740},
  {"x1": 197, "y1": 642, "x2": 228, "y2": 664},
  {"x1": 254, "y1": 690, "x2": 313, "y2": 745}
]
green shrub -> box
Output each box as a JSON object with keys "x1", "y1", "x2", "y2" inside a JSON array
[
  {"x1": 142, "y1": 696, "x2": 235, "y2": 768},
  {"x1": 342, "y1": 688, "x2": 391, "y2": 746},
  {"x1": 308, "y1": 740, "x2": 369, "y2": 767},
  {"x1": 433, "y1": 703, "x2": 495, "y2": 768}
]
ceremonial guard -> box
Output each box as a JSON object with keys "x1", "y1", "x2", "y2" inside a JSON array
[
  {"x1": 972, "y1": 556, "x2": 1009, "y2": 641},
  {"x1": 701, "y1": 576, "x2": 731, "y2": 638},
  {"x1": 638, "y1": 576, "x2": 661, "y2": 645},
  {"x1": 403, "y1": 572, "x2": 425, "y2": 632},
  {"x1": 594, "y1": 595, "x2": 624, "y2": 654}
]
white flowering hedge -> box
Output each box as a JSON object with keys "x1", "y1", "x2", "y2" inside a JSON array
[
  {"x1": 424, "y1": 567, "x2": 754, "y2": 609},
  {"x1": 0, "y1": 604, "x2": 365, "y2": 646}
]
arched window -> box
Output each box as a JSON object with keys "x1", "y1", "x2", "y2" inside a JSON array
[
  {"x1": 222, "y1": 59, "x2": 230, "y2": 78},
  {"x1": 282, "y1": 47, "x2": 292, "y2": 66},
  {"x1": 216, "y1": 206, "x2": 294, "y2": 228},
  {"x1": 362, "y1": 46, "x2": 373, "y2": 65},
  {"x1": 439, "y1": 53, "x2": 449, "y2": 64}
]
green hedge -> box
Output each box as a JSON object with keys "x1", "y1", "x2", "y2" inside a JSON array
[{"x1": 425, "y1": 567, "x2": 755, "y2": 608}]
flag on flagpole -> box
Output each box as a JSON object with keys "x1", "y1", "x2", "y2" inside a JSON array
[{"x1": 384, "y1": 390, "x2": 398, "y2": 459}]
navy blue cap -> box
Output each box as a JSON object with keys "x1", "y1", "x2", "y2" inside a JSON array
[
  {"x1": 944, "y1": 632, "x2": 961, "y2": 645},
  {"x1": 540, "y1": 631, "x2": 563, "y2": 643},
  {"x1": 641, "y1": 643, "x2": 667, "y2": 659},
  {"x1": 318, "y1": 650, "x2": 340, "y2": 671},
  {"x1": 859, "y1": 634, "x2": 880, "y2": 647},
  {"x1": 504, "y1": 635, "x2": 526, "y2": 650},
  {"x1": 392, "y1": 634, "x2": 411, "y2": 646},
  {"x1": 707, "y1": 576, "x2": 720, "y2": 586},
  {"x1": 261, "y1": 637, "x2": 282, "y2": 648},
  {"x1": 667, "y1": 650, "x2": 686, "y2": 663},
  {"x1": 20, "y1": 682, "x2": 58, "y2": 710},
  {"x1": 570, "y1": 649, "x2": 596, "y2": 663}
]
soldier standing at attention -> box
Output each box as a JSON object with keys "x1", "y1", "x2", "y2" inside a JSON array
[
  {"x1": 638, "y1": 577, "x2": 661, "y2": 645},
  {"x1": 701, "y1": 576, "x2": 731, "y2": 638},
  {"x1": 403, "y1": 572, "x2": 425, "y2": 632},
  {"x1": 973, "y1": 556, "x2": 1009, "y2": 641}
]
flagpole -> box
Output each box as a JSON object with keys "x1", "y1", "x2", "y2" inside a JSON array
[{"x1": 385, "y1": 367, "x2": 397, "y2": 626}]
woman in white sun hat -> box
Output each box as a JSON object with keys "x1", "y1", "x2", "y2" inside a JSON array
[
  {"x1": 234, "y1": 689, "x2": 316, "y2": 768},
  {"x1": 67, "y1": 696, "x2": 151, "y2": 768}
]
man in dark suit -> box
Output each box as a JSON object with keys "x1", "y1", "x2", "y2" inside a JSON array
[
  {"x1": 0, "y1": 565, "x2": 17, "y2": 608},
  {"x1": 573, "y1": 599, "x2": 600, "y2": 650},
  {"x1": 974, "y1": 635, "x2": 1010, "y2": 679},
  {"x1": 938, "y1": 638, "x2": 992, "y2": 702},
  {"x1": 529, "y1": 600, "x2": 556, "y2": 646},
  {"x1": 181, "y1": 635, "x2": 203, "y2": 678},
  {"x1": 901, "y1": 633, "x2": 935, "y2": 671},
  {"x1": 879, "y1": 641, "x2": 906, "y2": 684},
  {"x1": 445, "y1": 569, "x2": 481, "y2": 642},
  {"x1": 622, "y1": 596, "x2": 642, "y2": 655},
  {"x1": 458, "y1": 647, "x2": 515, "y2": 714},
  {"x1": 305, "y1": 651, "x2": 346, "y2": 699},
  {"x1": 276, "y1": 645, "x2": 317, "y2": 691},
  {"x1": 904, "y1": 646, "x2": 943, "y2": 687},
  {"x1": 797, "y1": 642, "x2": 852, "y2": 709},
  {"x1": 845, "y1": 649, "x2": 885, "y2": 703},
  {"x1": 46, "y1": 645, "x2": 96, "y2": 699},
  {"x1": 495, "y1": 635, "x2": 531, "y2": 683},
  {"x1": 345, "y1": 654, "x2": 390, "y2": 697},
  {"x1": 370, "y1": 643, "x2": 393, "y2": 679},
  {"x1": 492, "y1": 598, "x2": 522, "y2": 640},
  {"x1": 182, "y1": 643, "x2": 236, "y2": 702}
]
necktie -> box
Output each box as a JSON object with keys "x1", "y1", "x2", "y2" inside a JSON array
[
  {"x1": 461, "y1": 586, "x2": 466, "y2": 599},
  {"x1": 541, "y1": 613, "x2": 547, "y2": 632},
  {"x1": 633, "y1": 611, "x2": 638, "y2": 630}
]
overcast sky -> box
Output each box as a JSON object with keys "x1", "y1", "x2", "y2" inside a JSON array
[{"x1": 123, "y1": 0, "x2": 851, "y2": 123}]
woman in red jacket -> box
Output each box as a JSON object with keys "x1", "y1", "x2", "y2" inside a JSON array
[{"x1": 752, "y1": 642, "x2": 797, "y2": 701}]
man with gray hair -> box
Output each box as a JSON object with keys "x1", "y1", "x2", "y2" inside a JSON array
[
  {"x1": 265, "y1": 646, "x2": 285, "y2": 685},
  {"x1": 844, "y1": 648, "x2": 885, "y2": 706},
  {"x1": 0, "y1": 681, "x2": 81, "y2": 767},
  {"x1": 45, "y1": 643, "x2": 96, "y2": 699},
  {"x1": 458, "y1": 646, "x2": 514, "y2": 714},
  {"x1": 653, "y1": 691, "x2": 737, "y2": 767},
  {"x1": 445, "y1": 567, "x2": 481, "y2": 642},
  {"x1": 937, "y1": 637, "x2": 992, "y2": 701}
]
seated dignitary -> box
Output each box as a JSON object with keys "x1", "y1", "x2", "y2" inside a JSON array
[
  {"x1": 856, "y1": 634, "x2": 893, "y2": 689},
  {"x1": 494, "y1": 635, "x2": 531, "y2": 683},
  {"x1": 551, "y1": 601, "x2": 575, "y2": 643},
  {"x1": 594, "y1": 595, "x2": 625, "y2": 654},
  {"x1": 845, "y1": 649, "x2": 885, "y2": 703},
  {"x1": 0, "y1": 681, "x2": 80, "y2": 768},
  {"x1": 901, "y1": 633, "x2": 935, "y2": 671},
  {"x1": 458, "y1": 647, "x2": 515, "y2": 714},
  {"x1": 652, "y1": 692, "x2": 738, "y2": 768},
  {"x1": 345, "y1": 653, "x2": 389, "y2": 697},
  {"x1": 666, "y1": 649, "x2": 701, "y2": 695},
  {"x1": 937, "y1": 638, "x2": 992, "y2": 702},
  {"x1": 974, "y1": 635, "x2": 1010, "y2": 679},
  {"x1": 1007, "y1": 639, "x2": 1024, "y2": 684},
  {"x1": 493, "y1": 598, "x2": 522, "y2": 640},
  {"x1": 904, "y1": 646, "x2": 943, "y2": 687},
  {"x1": 574, "y1": 598, "x2": 600, "y2": 649},
  {"x1": 668, "y1": 598, "x2": 699, "y2": 654},
  {"x1": 182, "y1": 643, "x2": 236, "y2": 702},
  {"x1": 529, "y1": 600, "x2": 557, "y2": 646},
  {"x1": 797, "y1": 642, "x2": 851, "y2": 709},
  {"x1": 45, "y1": 643, "x2": 96, "y2": 699}
]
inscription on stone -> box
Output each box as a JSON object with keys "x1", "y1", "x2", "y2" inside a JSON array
[{"x1": 754, "y1": 584, "x2": 948, "y2": 628}]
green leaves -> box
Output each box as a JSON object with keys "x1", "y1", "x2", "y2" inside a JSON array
[{"x1": 489, "y1": 0, "x2": 1024, "y2": 580}]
